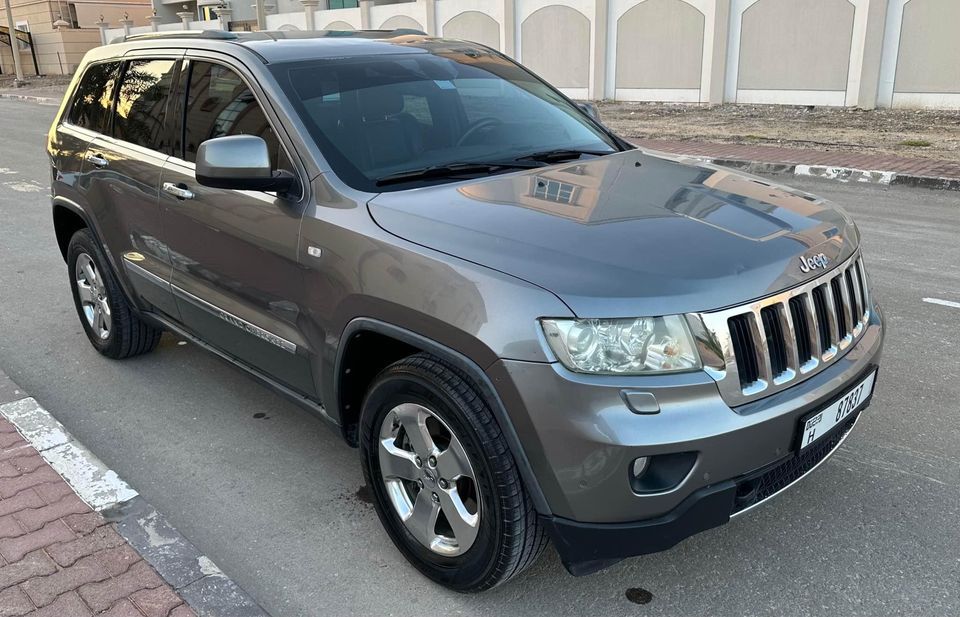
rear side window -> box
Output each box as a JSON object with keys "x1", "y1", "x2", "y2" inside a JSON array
[
  {"x1": 182, "y1": 61, "x2": 280, "y2": 167},
  {"x1": 113, "y1": 59, "x2": 178, "y2": 150},
  {"x1": 68, "y1": 61, "x2": 121, "y2": 133}
]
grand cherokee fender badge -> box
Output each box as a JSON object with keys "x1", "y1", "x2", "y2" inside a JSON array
[{"x1": 799, "y1": 252, "x2": 829, "y2": 273}]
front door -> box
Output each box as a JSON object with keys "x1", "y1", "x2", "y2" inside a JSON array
[{"x1": 160, "y1": 58, "x2": 315, "y2": 396}]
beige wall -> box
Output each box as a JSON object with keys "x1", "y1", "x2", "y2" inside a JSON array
[
  {"x1": 180, "y1": 0, "x2": 960, "y2": 108},
  {"x1": 442, "y1": 11, "x2": 500, "y2": 49},
  {"x1": 521, "y1": 5, "x2": 590, "y2": 88},
  {"x1": 738, "y1": 0, "x2": 854, "y2": 91},
  {"x1": 0, "y1": 0, "x2": 149, "y2": 75},
  {"x1": 894, "y1": 0, "x2": 960, "y2": 94},
  {"x1": 615, "y1": 0, "x2": 704, "y2": 89},
  {"x1": 0, "y1": 27, "x2": 100, "y2": 75},
  {"x1": 380, "y1": 14, "x2": 423, "y2": 30},
  {"x1": 0, "y1": 0, "x2": 54, "y2": 33}
]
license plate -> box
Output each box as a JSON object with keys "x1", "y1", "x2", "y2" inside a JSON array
[{"x1": 799, "y1": 371, "x2": 876, "y2": 450}]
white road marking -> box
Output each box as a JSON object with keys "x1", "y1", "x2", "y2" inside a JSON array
[
  {"x1": 922, "y1": 297, "x2": 960, "y2": 309},
  {"x1": 0, "y1": 397, "x2": 138, "y2": 510},
  {"x1": 2, "y1": 181, "x2": 43, "y2": 193}
]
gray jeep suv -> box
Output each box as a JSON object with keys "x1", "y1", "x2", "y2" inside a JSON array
[{"x1": 47, "y1": 30, "x2": 884, "y2": 592}]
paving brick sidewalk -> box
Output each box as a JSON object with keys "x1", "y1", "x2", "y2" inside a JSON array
[
  {"x1": 0, "y1": 417, "x2": 195, "y2": 617},
  {"x1": 632, "y1": 138, "x2": 960, "y2": 181}
]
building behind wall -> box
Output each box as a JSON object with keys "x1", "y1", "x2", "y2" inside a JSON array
[{"x1": 0, "y1": 0, "x2": 153, "y2": 76}]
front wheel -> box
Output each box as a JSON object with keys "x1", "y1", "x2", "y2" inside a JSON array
[
  {"x1": 67, "y1": 229, "x2": 162, "y2": 359},
  {"x1": 359, "y1": 353, "x2": 547, "y2": 592}
]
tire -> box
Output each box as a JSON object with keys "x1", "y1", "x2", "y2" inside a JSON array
[
  {"x1": 359, "y1": 353, "x2": 547, "y2": 592},
  {"x1": 67, "y1": 228, "x2": 163, "y2": 359}
]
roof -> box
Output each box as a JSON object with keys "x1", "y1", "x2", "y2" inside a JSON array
[{"x1": 110, "y1": 29, "x2": 482, "y2": 64}]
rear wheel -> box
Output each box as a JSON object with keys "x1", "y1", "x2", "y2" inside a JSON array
[
  {"x1": 67, "y1": 229, "x2": 162, "y2": 359},
  {"x1": 359, "y1": 353, "x2": 547, "y2": 592}
]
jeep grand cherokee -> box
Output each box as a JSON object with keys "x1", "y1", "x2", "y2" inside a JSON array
[{"x1": 47, "y1": 30, "x2": 883, "y2": 591}]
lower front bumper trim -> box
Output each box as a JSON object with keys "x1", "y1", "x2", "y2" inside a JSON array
[
  {"x1": 544, "y1": 406, "x2": 867, "y2": 577},
  {"x1": 541, "y1": 481, "x2": 737, "y2": 576}
]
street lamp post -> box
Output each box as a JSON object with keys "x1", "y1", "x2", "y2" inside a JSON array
[{"x1": 2, "y1": 0, "x2": 26, "y2": 85}]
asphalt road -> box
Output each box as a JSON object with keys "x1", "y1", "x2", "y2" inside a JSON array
[{"x1": 1, "y1": 99, "x2": 958, "y2": 617}]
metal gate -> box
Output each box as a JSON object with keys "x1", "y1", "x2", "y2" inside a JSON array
[{"x1": 0, "y1": 25, "x2": 41, "y2": 76}]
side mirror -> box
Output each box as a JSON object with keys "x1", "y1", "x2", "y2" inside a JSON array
[
  {"x1": 196, "y1": 135, "x2": 295, "y2": 193},
  {"x1": 576, "y1": 101, "x2": 601, "y2": 123}
]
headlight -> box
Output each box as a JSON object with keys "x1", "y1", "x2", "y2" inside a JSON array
[{"x1": 540, "y1": 316, "x2": 701, "y2": 375}]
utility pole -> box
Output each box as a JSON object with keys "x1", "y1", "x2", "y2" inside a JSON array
[{"x1": 3, "y1": 0, "x2": 26, "y2": 85}]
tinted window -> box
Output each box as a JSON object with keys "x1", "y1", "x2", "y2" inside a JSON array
[
  {"x1": 183, "y1": 62, "x2": 280, "y2": 167},
  {"x1": 113, "y1": 59, "x2": 178, "y2": 150},
  {"x1": 68, "y1": 61, "x2": 120, "y2": 133},
  {"x1": 271, "y1": 51, "x2": 617, "y2": 192}
]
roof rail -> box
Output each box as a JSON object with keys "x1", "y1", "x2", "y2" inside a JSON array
[{"x1": 110, "y1": 30, "x2": 238, "y2": 45}]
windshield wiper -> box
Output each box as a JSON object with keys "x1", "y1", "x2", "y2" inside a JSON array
[
  {"x1": 374, "y1": 161, "x2": 540, "y2": 187},
  {"x1": 513, "y1": 148, "x2": 613, "y2": 164}
]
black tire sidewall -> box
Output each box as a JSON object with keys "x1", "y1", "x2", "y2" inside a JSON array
[
  {"x1": 359, "y1": 367, "x2": 506, "y2": 591},
  {"x1": 67, "y1": 229, "x2": 121, "y2": 355}
]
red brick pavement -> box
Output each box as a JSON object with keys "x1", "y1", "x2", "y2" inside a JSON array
[
  {"x1": 632, "y1": 139, "x2": 960, "y2": 179},
  {"x1": 0, "y1": 418, "x2": 196, "y2": 617}
]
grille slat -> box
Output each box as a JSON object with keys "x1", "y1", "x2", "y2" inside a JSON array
[
  {"x1": 728, "y1": 315, "x2": 759, "y2": 388},
  {"x1": 830, "y1": 276, "x2": 848, "y2": 339},
  {"x1": 845, "y1": 269, "x2": 860, "y2": 326},
  {"x1": 854, "y1": 258, "x2": 868, "y2": 320},
  {"x1": 811, "y1": 285, "x2": 832, "y2": 352},
  {"x1": 760, "y1": 306, "x2": 788, "y2": 377},
  {"x1": 788, "y1": 296, "x2": 813, "y2": 364}
]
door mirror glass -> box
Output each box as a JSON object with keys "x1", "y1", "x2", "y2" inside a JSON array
[{"x1": 195, "y1": 135, "x2": 295, "y2": 192}]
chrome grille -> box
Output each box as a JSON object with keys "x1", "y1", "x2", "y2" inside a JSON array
[{"x1": 694, "y1": 253, "x2": 871, "y2": 406}]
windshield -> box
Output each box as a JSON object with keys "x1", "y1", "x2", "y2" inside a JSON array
[{"x1": 270, "y1": 48, "x2": 620, "y2": 192}]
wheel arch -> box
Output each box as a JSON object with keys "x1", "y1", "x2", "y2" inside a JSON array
[
  {"x1": 53, "y1": 197, "x2": 142, "y2": 320},
  {"x1": 334, "y1": 317, "x2": 552, "y2": 516},
  {"x1": 52, "y1": 199, "x2": 92, "y2": 261}
]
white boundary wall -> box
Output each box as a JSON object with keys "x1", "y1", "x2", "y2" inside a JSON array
[{"x1": 133, "y1": 0, "x2": 960, "y2": 108}]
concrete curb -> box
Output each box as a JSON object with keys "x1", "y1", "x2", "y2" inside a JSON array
[
  {"x1": 665, "y1": 154, "x2": 960, "y2": 192},
  {"x1": 0, "y1": 92, "x2": 60, "y2": 106},
  {"x1": 0, "y1": 368, "x2": 271, "y2": 617}
]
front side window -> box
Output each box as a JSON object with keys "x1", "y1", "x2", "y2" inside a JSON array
[
  {"x1": 271, "y1": 49, "x2": 619, "y2": 191},
  {"x1": 68, "y1": 61, "x2": 121, "y2": 134},
  {"x1": 183, "y1": 61, "x2": 280, "y2": 167},
  {"x1": 113, "y1": 59, "x2": 178, "y2": 150}
]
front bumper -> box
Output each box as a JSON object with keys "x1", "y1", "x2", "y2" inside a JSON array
[{"x1": 486, "y1": 305, "x2": 883, "y2": 575}]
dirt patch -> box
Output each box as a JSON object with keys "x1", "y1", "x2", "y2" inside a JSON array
[
  {"x1": 597, "y1": 102, "x2": 960, "y2": 163},
  {"x1": 0, "y1": 74, "x2": 73, "y2": 90}
]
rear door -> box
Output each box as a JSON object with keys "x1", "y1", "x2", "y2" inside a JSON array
[
  {"x1": 79, "y1": 54, "x2": 182, "y2": 318},
  {"x1": 159, "y1": 56, "x2": 316, "y2": 396}
]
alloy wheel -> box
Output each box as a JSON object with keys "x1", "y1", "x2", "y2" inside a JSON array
[
  {"x1": 75, "y1": 253, "x2": 111, "y2": 340},
  {"x1": 378, "y1": 402, "x2": 481, "y2": 556}
]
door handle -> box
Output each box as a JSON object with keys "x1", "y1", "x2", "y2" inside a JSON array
[
  {"x1": 162, "y1": 182, "x2": 195, "y2": 200},
  {"x1": 85, "y1": 153, "x2": 108, "y2": 168}
]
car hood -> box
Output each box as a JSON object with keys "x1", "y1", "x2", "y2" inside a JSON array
[{"x1": 367, "y1": 150, "x2": 859, "y2": 317}]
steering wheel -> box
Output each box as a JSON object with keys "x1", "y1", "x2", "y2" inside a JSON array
[{"x1": 456, "y1": 118, "x2": 504, "y2": 147}]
